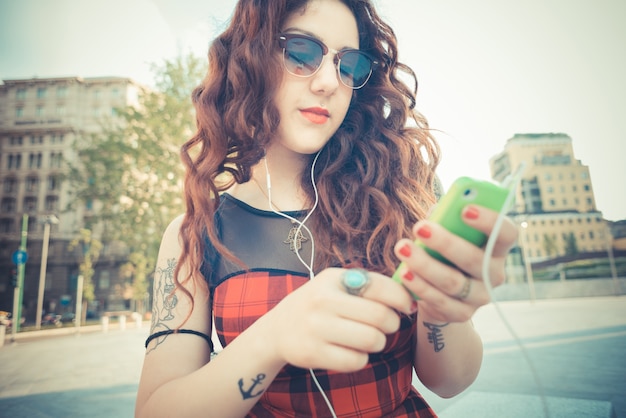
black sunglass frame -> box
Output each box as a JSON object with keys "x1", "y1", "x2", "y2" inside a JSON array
[{"x1": 277, "y1": 33, "x2": 379, "y2": 89}]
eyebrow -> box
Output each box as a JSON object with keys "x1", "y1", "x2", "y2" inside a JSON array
[{"x1": 281, "y1": 26, "x2": 359, "y2": 51}]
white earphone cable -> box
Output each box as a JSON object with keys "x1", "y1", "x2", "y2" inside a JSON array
[
  {"x1": 263, "y1": 151, "x2": 337, "y2": 417},
  {"x1": 482, "y1": 163, "x2": 550, "y2": 418}
]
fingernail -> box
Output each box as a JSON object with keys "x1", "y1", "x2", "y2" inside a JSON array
[
  {"x1": 410, "y1": 300, "x2": 418, "y2": 313},
  {"x1": 403, "y1": 270, "x2": 414, "y2": 281},
  {"x1": 417, "y1": 225, "x2": 431, "y2": 239},
  {"x1": 399, "y1": 243, "x2": 412, "y2": 257},
  {"x1": 464, "y1": 206, "x2": 479, "y2": 220}
]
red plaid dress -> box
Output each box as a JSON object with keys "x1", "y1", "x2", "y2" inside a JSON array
[{"x1": 204, "y1": 194, "x2": 437, "y2": 417}]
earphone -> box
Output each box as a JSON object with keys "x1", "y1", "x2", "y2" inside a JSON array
[
  {"x1": 264, "y1": 151, "x2": 339, "y2": 417},
  {"x1": 482, "y1": 162, "x2": 551, "y2": 418},
  {"x1": 263, "y1": 156, "x2": 546, "y2": 418}
]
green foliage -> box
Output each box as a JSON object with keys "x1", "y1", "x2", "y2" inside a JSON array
[
  {"x1": 66, "y1": 53, "x2": 205, "y2": 300},
  {"x1": 542, "y1": 233, "x2": 558, "y2": 257},
  {"x1": 68, "y1": 228, "x2": 103, "y2": 302},
  {"x1": 564, "y1": 232, "x2": 579, "y2": 256}
]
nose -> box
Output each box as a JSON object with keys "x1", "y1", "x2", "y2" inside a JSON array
[{"x1": 310, "y1": 53, "x2": 340, "y2": 94}]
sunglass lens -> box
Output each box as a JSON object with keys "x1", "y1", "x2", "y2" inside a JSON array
[
  {"x1": 339, "y1": 51, "x2": 373, "y2": 88},
  {"x1": 284, "y1": 37, "x2": 323, "y2": 76}
]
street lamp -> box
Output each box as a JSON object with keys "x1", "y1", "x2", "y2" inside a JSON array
[
  {"x1": 35, "y1": 214, "x2": 59, "y2": 329},
  {"x1": 520, "y1": 221, "x2": 537, "y2": 301}
]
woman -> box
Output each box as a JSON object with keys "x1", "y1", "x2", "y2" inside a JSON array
[{"x1": 135, "y1": 0, "x2": 517, "y2": 417}]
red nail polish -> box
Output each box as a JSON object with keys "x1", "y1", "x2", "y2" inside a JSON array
[
  {"x1": 403, "y1": 271, "x2": 414, "y2": 281},
  {"x1": 464, "y1": 207, "x2": 479, "y2": 220},
  {"x1": 417, "y1": 225, "x2": 431, "y2": 239},
  {"x1": 399, "y1": 244, "x2": 412, "y2": 257}
]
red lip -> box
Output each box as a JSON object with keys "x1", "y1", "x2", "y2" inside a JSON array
[{"x1": 300, "y1": 107, "x2": 330, "y2": 124}]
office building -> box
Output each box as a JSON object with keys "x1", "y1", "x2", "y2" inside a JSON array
[
  {"x1": 0, "y1": 76, "x2": 140, "y2": 319},
  {"x1": 490, "y1": 133, "x2": 612, "y2": 267}
]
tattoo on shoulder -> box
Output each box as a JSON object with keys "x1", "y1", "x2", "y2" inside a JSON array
[
  {"x1": 147, "y1": 258, "x2": 179, "y2": 352},
  {"x1": 424, "y1": 322, "x2": 449, "y2": 352},
  {"x1": 239, "y1": 374, "x2": 267, "y2": 400}
]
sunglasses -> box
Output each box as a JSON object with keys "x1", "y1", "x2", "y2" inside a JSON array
[{"x1": 277, "y1": 33, "x2": 379, "y2": 90}]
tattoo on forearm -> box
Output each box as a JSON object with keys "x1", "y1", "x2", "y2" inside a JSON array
[
  {"x1": 424, "y1": 322, "x2": 449, "y2": 352},
  {"x1": 239, "y1": 373, "x2": 266, "y2": 399},
  {"x1": 147, "y1": 258, "x2": 179, "y2": 353}
]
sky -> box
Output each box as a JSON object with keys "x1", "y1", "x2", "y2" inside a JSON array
[{"x1": 1, "y1": 0, "x2": 625, "y2": 221}]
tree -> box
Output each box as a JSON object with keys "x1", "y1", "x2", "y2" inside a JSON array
[
  {"x1": 68, "y1": 228, "x2": 103, "y2": 323},
  {"x1": 119, "y1": 252, "x2": 150, "y2": 314},
  {"x1": 66, "y1": 53, "x2": 205, "y2": 309},
  {"x1": 564, "y1": 232, "x2": 579, "y2": 257},
  {"x1": 542, "y1": 233, "x2": 558, "y2": 258}
]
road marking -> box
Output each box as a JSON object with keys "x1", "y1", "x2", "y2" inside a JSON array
[{"x1": 484, "y1": 329, "x2": 626, "y2": 354}]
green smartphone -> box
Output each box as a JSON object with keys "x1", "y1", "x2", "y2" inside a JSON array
[{"x1": 392, "y1": 176, "x2": 511, "y2": 298}]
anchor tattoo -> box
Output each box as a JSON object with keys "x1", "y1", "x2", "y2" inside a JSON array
[
  {"x1": 238, "y1": 373, "x2": 267, "y2": 400},
  {"x1": 424, "y1": 322, "x2": 449, "y2": 352}
]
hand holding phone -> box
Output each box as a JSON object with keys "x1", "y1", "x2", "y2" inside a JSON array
[{"x1": 392, "y1": 176, "x2": 511, "y2": 297}]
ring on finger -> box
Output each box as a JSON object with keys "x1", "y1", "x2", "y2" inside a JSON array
[
  {"x1": 455, "y1": 276, "x2": 472, "y2": 300},
  {"x1": 342, "y1": 269, "x2": 371, "y2": 296}
]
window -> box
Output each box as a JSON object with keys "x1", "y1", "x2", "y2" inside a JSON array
[
  {"x1": 28, "y1": 153, "x2": 42, "y2": 169},
  {"x1": 48, "y1": 175, "x2": 59, "y2": 191},
  {"x1": 37, "y1": 87, "x2": 47, "y2": 98},
  {"x1": 45, "y1": 196, "x2": 59, "y2": 211},
  {"x1": 0, "y1": 218, "x2": 15, "y2": 233},
  {"x1": 24, "y1": 197, "x2": 37, "y2": 213},
  {"x1": 10, "y1": 136, "x2": 23, "y2": 146},
  {"x1": 8, "y1": 154, "x2": 22, "y2": 170},
  {"x1": 16, "y1": 107, "x2": 24, "y2": 118},
  {"x1": 51, "y1": 134, "x2": 64, "y2": 144},
  {"x1": 57, "y1": 86, "x2": 67, "y2": 98},
  {"x1": 1, "y1": 198, "x2": 16, "y2": 213},
  {"x1": 3, "y1": 178, "x2": 17, "y2": 193},
  {"x1": 36, "y1": 106, "x2": 45, "y2": 117},
  {"x1": 56, "y1": 106, "x2": 66, "y2": 116},
  {"x1": 544, "y1": 173, "x2": 552, "y2": 180},
  {"x1": 549, "y1": 199, "x2": 555, "y2": 206},
  {"x1": 581, "y1": 172, "x2": 588, "y2": 179},
  {"x1": 16, "y1": 88, "x2": 26, "y2": 100},
  {"x1": 30, "y1": 135, "x2": 43, "y2": 144},
  {"x1": 589, "y1": 231, "x2": 595, "y2": 239},
  {"x1": 50, "y1": 152, "x2": 63, "y2": 168},
  {"x1": 26, "y1": 177, "x2": 39, "y2": 192},
  {"x1": 584, "y1": 184, "x2": 590, "y2": 191}
]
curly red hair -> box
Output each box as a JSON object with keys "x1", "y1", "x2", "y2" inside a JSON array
[{"x1": 176, "y1": 0, "x2": 440, "y2": 299}]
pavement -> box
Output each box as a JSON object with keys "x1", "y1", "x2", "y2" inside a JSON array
[{"x1": 0, "y1": 296, "x2": 624, "y2": 418}]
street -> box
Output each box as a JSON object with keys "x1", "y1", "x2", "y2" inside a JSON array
[{"x1": 1, "y1": 296, "x2": 625, "y2": 417}]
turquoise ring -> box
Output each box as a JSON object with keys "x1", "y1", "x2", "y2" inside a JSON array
[{"x1": 342, "y1": 269, "x2": 370, "y2": 296}]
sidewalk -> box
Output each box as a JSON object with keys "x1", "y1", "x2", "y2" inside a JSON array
[
  {"x1": 0, "y1": 296, "x2": 624, "y2": 417},
  {"x1": 415, "y1": 296, "x2": 626, "y2": 417}
]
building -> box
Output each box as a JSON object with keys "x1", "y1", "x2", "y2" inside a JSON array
[
  {"x1": 490, "y1": 133, "x2": 614, "y2": 280},
  {"x1": 0, "y1": 76, "x2": 140, "y2": 321}
]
